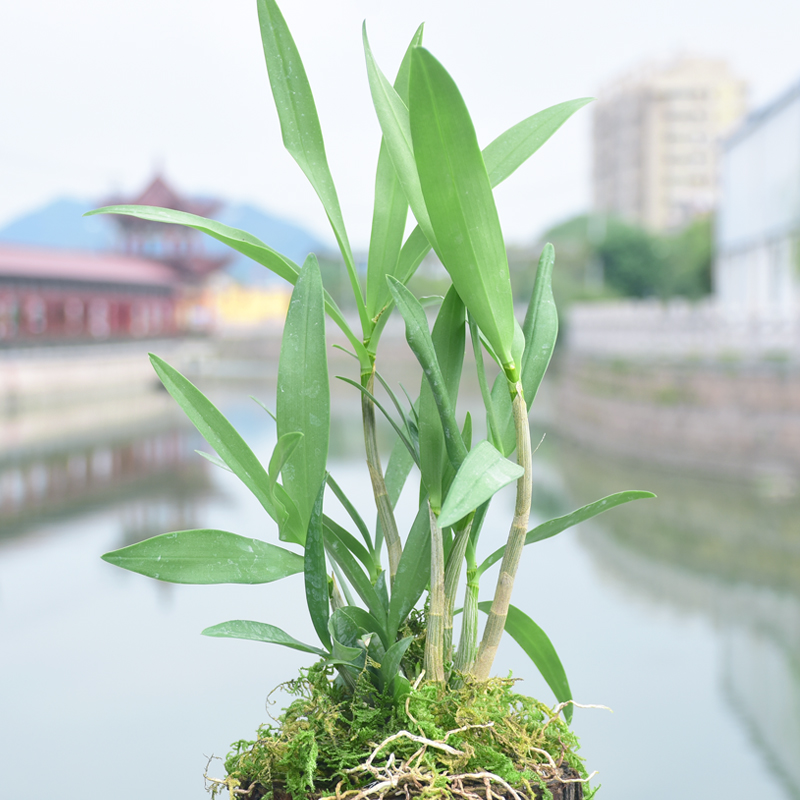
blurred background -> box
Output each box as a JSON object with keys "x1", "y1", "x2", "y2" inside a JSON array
[{"x1": 1, "y1": 0, "x2": 799, "y2": 798}]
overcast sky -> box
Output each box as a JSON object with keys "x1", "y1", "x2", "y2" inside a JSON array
[{"x1": 2, "y1": 0, "x2": 800, "y2": 249}]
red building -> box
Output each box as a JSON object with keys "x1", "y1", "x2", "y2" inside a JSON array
[
  {"x1": 105, "y1": 175, "x2": 231, "y2": 283},
  {"x1": 0, "y1": 176, "x2": 233, "y2": 344},
  {"x1": 0, "y1": 244, "x2": 179, "y2": 344}
]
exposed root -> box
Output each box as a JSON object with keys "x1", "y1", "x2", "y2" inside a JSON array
[{"x1": 319, "y1": 724, "x2": 590, "y2": 800}]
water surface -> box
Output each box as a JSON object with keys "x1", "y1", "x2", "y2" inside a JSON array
[{"x1": 1, "y1": 385, "x2": 797, "y2": 799}]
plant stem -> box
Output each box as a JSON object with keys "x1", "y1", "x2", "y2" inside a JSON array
[
  {"x1": 424, "y1": 501, "x2": 446, "y2": 683},
  {"x1": 453, "y1": 539, "x2": 480, "y2": 676},
  {"x1": 361, "y1": 366, "x2": 402, "y2": 583},
  {"x1": 442, "y1": 520, "x2": 472, "y2": 663},
  {"x1": 471, "y1": 382, "x2": 532, "y2": 681}
]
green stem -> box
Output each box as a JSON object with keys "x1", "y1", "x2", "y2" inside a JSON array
[
  {"x1": 442, "y1": 520, "x2": 472, "y2": 664},
  {"x1": 423, "y1": 501, "x2": 446, "y2": 683},
  {"x1": 453, "y1": 538, "x2": 480, "y2": 675},
  {"x1": 361, "y1": 366, "x2": 402, "y2": 583},
  {"x1": 471, "y1": 382, "x2": 532, "y2": 681}
]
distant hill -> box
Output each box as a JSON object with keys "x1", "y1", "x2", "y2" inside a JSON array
[
  {"x1": 0, "y1": 197, "x2": 327, "y2": 286},
  {"x1": 0, "y1": 198, "x2": 116, "y2": 251}
]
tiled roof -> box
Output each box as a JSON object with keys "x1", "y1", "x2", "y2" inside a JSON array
[{"x1": 0, "y1": 243, "x2": 179, "y2": 287}]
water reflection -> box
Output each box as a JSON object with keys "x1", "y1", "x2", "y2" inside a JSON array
[
  {"x1": 0, "y1": 391, "x2": 214, "y2": 544},
  {"x1": 549, "y1": 437, "x2": 800, "y2": 798}
]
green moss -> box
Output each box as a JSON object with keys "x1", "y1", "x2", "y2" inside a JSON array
[{"x1": 217, "y1": 663, "x2": 591, "y2": 800}]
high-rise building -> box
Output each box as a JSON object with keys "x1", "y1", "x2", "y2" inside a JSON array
[{"x1": 593, "y1": 57, "x2": 747, "y2": 231}]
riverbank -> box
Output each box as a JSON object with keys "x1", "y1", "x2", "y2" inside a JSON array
[{"x1": 552, "y1": 352, "x2": 800, "y2": 485}]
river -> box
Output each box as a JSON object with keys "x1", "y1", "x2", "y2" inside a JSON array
[{"x1": 1, "y1": 371, "x2": 797, "y2": 800}]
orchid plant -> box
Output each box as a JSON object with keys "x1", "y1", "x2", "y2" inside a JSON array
[{"x1": 95, "y1": 0, "x2": 653, "y2": 724}]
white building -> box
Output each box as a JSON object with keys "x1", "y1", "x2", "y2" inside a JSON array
[
  {"x1": 594, "y1": 57, "x2": 746, "y2": 232},
  {"x1": 716, "y1": 82, "x2": 800, "y2": 328}
]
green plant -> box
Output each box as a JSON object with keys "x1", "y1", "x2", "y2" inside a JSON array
[{"x1": 93, "y1": 0, "x2": 654, "y2": 793}]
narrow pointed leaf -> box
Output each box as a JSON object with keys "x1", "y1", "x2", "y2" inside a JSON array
[
  {"x1": 268, "y1": 431, "x2": 304, "y2": 486},
  {"x1": 417, "y1": 285, "x2": 466, "y2": 510},
  {"x1": 387, "y1": 502, "x2": 431, "y2": 640},
  {"x1": 326, "y1": 473, "x2": 374, "y2": 555},
  {"x1": 277, "y1": 255, "x2": 329, "y2": 545},
  {"x1": 324, "y1": 523, "x2": 387, "y2": 625},
  {"x1": 478, "y1": 490, "x2": 657, "y2": 576},
  {"x1": 409, "y1": 48, "x2": 516, "y2": 378},
  {"x1": 483, "y1": 98, "x2": 593, "y2": 186},
  {"x1": 368, "y1": 99, "x2": 591, "y2": 316},
  {"x1": 381, "y1": 637, "x2": 413, "y2": 688},
  {"x1": 438, "y1": 441, "x2": 523, "y2": 529},
  {"x1": 149, "y1": 355, "x2": 277, "y2": 519},
  {"x1": 323, "y1": 515, "x2": 376, "y2": 581},
  {"x1": 195, "y1": 450, "x2": 233, "y2": 473},
  {"x1": 257, "y1": 0, "x2": 368, "y2": 334},
  {"x1": 366, "y1": 24, "x2": 424, "y2": 325},
  {"x1": 479, "y1": 602, "x2": 572, "y2": 722},
  {"x1": 387, "y1": 277, "x2": 467, "y2": 472},
  {"x1": 305, "y1": 481, "x2": 331, "y2": 650},
  {"x1": 363, "y1": 28, "x2": 438, "y2": 252},
  {"x1": 202, "y1": 619, "x2": 327, "y2": 656},
  {"x1": 102, "y1": 529, "x2": 303, "y2": 584},
  {"x1": 491, "y1": 243, "x2": 559, "y2": 454}
]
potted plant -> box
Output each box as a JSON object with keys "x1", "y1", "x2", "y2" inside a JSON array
[{"x1": 94, "y1": 2, "x2": 654, "y2": 797}]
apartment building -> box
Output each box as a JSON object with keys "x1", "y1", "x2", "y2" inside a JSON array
[{"x1": 593, "y1": 57, "x2": 747, "y2": 231}]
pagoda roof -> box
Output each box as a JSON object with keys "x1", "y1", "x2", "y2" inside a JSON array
[{"x1": 106, "y1": 174, "x2": 220, "y2": 218}]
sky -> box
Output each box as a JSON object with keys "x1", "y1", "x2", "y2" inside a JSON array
[{"x1": 2, "y1": 0, "x2": 800, "y2": 249}]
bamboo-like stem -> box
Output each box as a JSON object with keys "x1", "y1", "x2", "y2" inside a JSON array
[
  {"x1": 452, "y1": 550, "x2": 480, "y2": 675},
  {"x1": 471, "y1": 382, "x2": 532, "y2": 681},
  {"x1": 423, "y1": 501, "x2": 446, "y2": 683},
  {"x1": 361, "y1": 367, "x2": 402, "y2": 583},
  {"x1": 442, "y1": 521, "x2": 472, "y2": 663}
]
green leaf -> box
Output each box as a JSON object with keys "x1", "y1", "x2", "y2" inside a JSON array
[
  {"x1": 149, "y1": 355, "x2": 278, "y2": 520},
  {"x1": 438, "y1": 441, "x2": 524, "y2": 529},
  {"x1": 268, "y1": 431, "x2": 304, "y2": 487},
  {"x1": 324, "y1": 523, "x2": 387, "y2": 625},
  {"x1": 381, "y1": 637, "x2": 413, "y2": 690},
  {"x1": 365, "y1": 99, "x2": 592, "y2": 323},
  {"x1": 86, "y1": 204, "x2": 369, "y2": 369},
  {"x1": 490, "y1": 243, "x2": 559, "y2": 455},
  {"x1": 363, "y1": 27, "x2": 438, "y2": 252},
  {"x1": 337, "y1": 605, "x2": 390, "y2": 650},
  {"x1": 483, "y1": 98, "x2": 593, "y2": 188},
  {"x1": 366, "y1": 24, "x2": 424, "y2": 328},
  {"x1": 323, "y1": 515, "x2": 377, "y2": 582},
  {"x1": 387, "y1": 502, "x2": 431, "y2": 640},
  {"x1": 479, "y1": 602, "x2": 572, "y2": 722},
  {"x1": 102, "y1": 529, "x2": 304, "y2": 584},
  {"x1": 202, "y1": 619, "x2": 327, "y2": 656},
  {"x1": 277, "y1": 255, "x2": 330, "y2": 545},
  {"x1": 387, "y1": 278, "x2": 467, "y2": 474},
  {"x1": 305, "y1": 480, "x2": 331, "y2": 650},
  {"x1": 257, "y1": 0, "x2": 368, "y2": 335},
  {"x1": 409, "y1": 48, "x2": 517, "y2": 379},
  {"x1": 250, "y1": 394, "x2": 277, "y2": 422},
  {"x1": 326, "y1": 473, "x2": 374, "y2": 555},
  {"x1": 417, "y1": 285, "x2": 466, "y2": 512},
  {"x1": 195, "y1": 450, "x2": 232, "y2": 473},
  {"x1": 478, "y1": 490, "x2": 657, "y2": 576}
]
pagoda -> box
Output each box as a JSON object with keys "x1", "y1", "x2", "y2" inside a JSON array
[{"x1": 106, "y1": 174, "x2": 232, "y2": 283}]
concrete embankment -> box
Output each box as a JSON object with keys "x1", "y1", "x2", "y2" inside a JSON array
[{"x1": 552, "y1": 352, "x2": 800, "y2": 482}]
